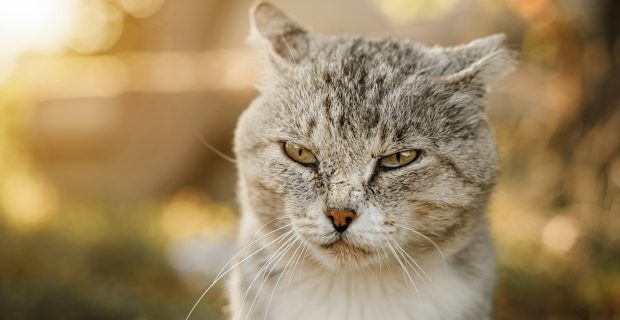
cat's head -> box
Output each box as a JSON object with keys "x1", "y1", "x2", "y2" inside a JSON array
[{"x1": 235, "y1": 2, "x2": 516, "y2": 270}]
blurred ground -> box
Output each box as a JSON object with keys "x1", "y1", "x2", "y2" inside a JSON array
[{"x1": 0, "y1": 0, "x2": 619, "y2": 319}]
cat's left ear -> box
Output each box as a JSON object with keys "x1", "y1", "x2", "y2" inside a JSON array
[
  {"x1": 439, "y1": 34, "x2": 517, "y2": 87},
  {"x1": 249, "y1": 2, "x2": 310, "y2": 65}
]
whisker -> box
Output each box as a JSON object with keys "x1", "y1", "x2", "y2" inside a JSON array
[
  {"x1": 387, "y1": 241, "x2": 420, "y2": 297},
  {"x1": 240, "y1": 234, "x2": 296, "y2": 305},
  {"x1": 397, "y1": 243, "x2": 434, "y2": 285},
  {"x1": 244, "y1": 237, "x2": 298, "y2": 320},
  {"x1": 241, "y1": 233, "x2": 296, "y2": 305},
  {"x1": 250, "y1": 217, "x2": 290, "y2": 241},
  {"x1": 378, "y1": 245, "x2": 386, "y2": 279},
  {"x1": 392, "y1": 241, "x2": 433, "y2": 287},
  {"x1": 216, "y1": 223, "x2": 292, "y2": 280},
  {"x1": 284, "y1": 242, "x2": 307, "y2": 292},
  {"x1": 193, "y1": 130, "x2": 237, "y2": 164},
  {"x1": 185, "y1": 228, "x2": 293, "y2": 320},
  {"x1": 394, "y1": 223, "x2": 448, "y2": 271},
  {"x1": 263, "y1": 241, "x2": 304, "y2": 320},
  {"x1": 298, "y1": 244, "x2": 309, "y2": 274}
]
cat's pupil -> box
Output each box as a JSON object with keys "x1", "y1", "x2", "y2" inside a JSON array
[{"x1": 396, "y1": 153, "x2": 401, "y2": 163}]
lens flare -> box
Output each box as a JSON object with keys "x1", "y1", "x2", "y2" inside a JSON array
[
  {"x1": 69, "y1": 0, "x2": 124, "y2": 54},
  {"x1": 541, "y1": 215, "x2": 580, "y2": 254},
  {"x1": 0, "y1": 0, "x2": 75, "y2": 54},
  {"x1": 117, "y1": 0, "x2": 166, "y2": 18},
  {"x1": 0, "y1": 0, "x2": 75, "y2": 84},
  {"x1": 371, "y1": 0, "x2": 458, "y2": 24}
]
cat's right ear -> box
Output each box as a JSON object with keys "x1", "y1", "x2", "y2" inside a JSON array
[
  {"x1": 438, "y1": 34, "x2": 517, "y2": 87},
  {"x1": 249, "y1": 2, "x2": 310, "y2": 66}
]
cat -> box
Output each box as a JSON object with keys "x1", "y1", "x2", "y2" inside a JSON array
[{"x1": 227, "y1": 2, "x2": 516, "y2": 319}]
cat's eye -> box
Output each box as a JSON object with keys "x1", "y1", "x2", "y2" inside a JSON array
[
  {"x1": 283, "y1": 142, "x2": 317, "y2": 165},
  {"x1": 379, "y1": 150, "x2": 419, "y2": 169}
]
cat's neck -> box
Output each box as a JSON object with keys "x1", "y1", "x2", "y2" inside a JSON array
[{"x1": 263, "y1": 244, "x2": 493, "y2": 320}]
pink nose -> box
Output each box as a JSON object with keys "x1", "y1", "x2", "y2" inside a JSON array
[{"x1": 326, "y1": 208, "x2": 357, "y2": 233}]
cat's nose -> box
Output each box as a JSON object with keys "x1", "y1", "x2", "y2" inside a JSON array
[{"x1": 326, "y1": 208, "x2": 357, "y2": 233}]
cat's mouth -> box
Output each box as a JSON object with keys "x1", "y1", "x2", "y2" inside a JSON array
[
  {"x1": 319, "y1": 238, "x2": 371, "y2": 256},
  {"x1": 305, "y1": 235, "x2": 379, "y2": 269}
]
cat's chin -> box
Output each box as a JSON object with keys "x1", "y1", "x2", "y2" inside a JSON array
[{"x1": 309, "y1": 238, "x2": 378, "y2": 270}]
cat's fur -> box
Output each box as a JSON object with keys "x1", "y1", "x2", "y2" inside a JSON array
[{"x1": 228, "y1": 3, "x2": 515, "y2": 320}]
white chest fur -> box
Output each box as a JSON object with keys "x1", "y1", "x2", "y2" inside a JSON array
[{"x1": 245, "y1": 262, "x2": 486, "y2": 320}]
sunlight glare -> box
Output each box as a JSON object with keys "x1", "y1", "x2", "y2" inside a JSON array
[
  {"x1": 0, "y1": 0, "x2": 75, "y2": 54},
  {"x1": 0, "y1": 0, "x2": 75, "y2": 84}
]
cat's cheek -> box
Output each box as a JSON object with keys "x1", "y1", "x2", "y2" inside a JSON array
[
  {"x1": 285, "y1": 195, "x2": 319, "y2": 220},
  {"x1": 285, "y1": 194, "x2": 336, "y2": 241},
  {"x1": 361, "y1": 193, "x2": 418, "y2": 239}
]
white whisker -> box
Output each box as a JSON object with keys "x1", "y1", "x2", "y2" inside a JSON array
[
  {"x1": 394, "y1": 223, "x2": 448, "y2": 271},
  {"x1": 193, "y1": 130, "x2": 237, "y2": 164},
  {"x1": 378, "y1": 245, "x2": 387, "y2": 279},
  {"x1": 241, "y1": 233, "x2": 296, "y2": 305},
  {"x1": 386, "y1": 241, "x2": 420, "y2": 297},
  {"x1": 216, "y1": 223, "x2": 292, "y2": 279},
  {"x1": 244, "y1": 237, "x2": 298, "y2": 320},
  {"x1": 284, "y1": 242, "x2": 307, "y2": 292},
  {"x1": 392, "y1": 241, "x2": 432, "y2": 287},
  {"x1": 263, "y1": 241, "x2": 304, "y2": 320},
  {"x1": 185, "y1": 228, "x2": 293, "y2": 320},
  {"x1": 250, "y1": 217, "x2": 290, "y2": 241}
]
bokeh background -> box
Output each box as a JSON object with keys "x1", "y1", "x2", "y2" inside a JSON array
[{"x1": 0, "y1": 0, "x2": 619, "y2": 319}]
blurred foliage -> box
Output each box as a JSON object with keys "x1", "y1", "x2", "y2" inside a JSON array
[
  {"x1": 0, "y1": 87, "x2": 226, "y2": 319},
  {"x1": 0, "y1": 202, "x2": 227, "y2": 320}
]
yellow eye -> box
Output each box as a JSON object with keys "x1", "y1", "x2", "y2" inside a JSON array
[
  {"x1": 380, "y1": 150, "x2": 419, "y2": 168},
  {"x1": 283, "y1": 142, "x2": 317, "y2": 165}
]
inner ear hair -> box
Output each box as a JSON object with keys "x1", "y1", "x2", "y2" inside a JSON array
[{"x1": 438, "y1": 34, "x2": 517, "y2": 87}]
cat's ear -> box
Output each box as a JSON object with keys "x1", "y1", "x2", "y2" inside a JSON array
[
  {"x1": 249, "y1": 2, "x2": 310, "y2": 65},
  {"x1": 439, "y1": 34, "x2": 517, "y2": 86}
]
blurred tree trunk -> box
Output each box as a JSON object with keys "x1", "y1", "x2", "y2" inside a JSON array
[{"x1": 552, "y1": 0, "x2": 620, "y2": 255}]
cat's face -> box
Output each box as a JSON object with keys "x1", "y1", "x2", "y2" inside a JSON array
[{"x1": 235, "y1": 3, "x2": 514, "y2": 270}]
